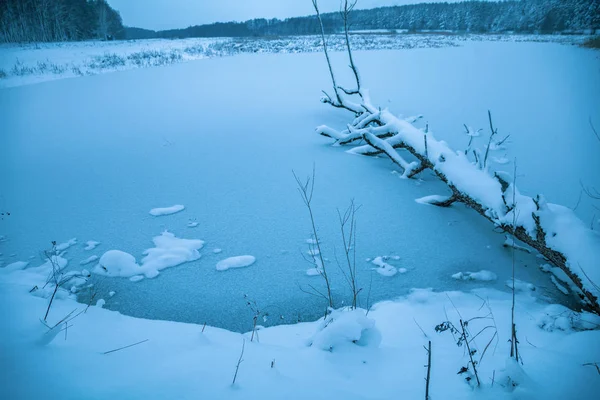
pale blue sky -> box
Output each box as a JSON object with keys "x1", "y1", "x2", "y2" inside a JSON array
[{"x1": 107, "y1": 0, "x2": 463, "y2": 30}]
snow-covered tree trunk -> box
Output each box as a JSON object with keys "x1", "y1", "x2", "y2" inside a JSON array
[{"x1": 311, "y1": 0, "x2": 600, "y2": 315}]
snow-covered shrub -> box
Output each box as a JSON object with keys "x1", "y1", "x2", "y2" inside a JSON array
[
  {"x1": 11, "y1": 59, "x2": 35, "y2": 76},
  {"x1": 308, "y1": 308, "x2": 381, "y2": 351},
  {"x1": 88, "y1": 53, "x2": 126, "y2": 69}
]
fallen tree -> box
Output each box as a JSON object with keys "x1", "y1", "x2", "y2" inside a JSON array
[{"x1": 311, "y1": 0, "x2": 600, "y2": 315}]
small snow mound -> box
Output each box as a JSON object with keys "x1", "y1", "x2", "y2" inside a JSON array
[
  {"x1": 80, "y1": 255, "x2": 99, "y2": 266},
  {"x1": 96, "y1": 299, "x2": 106, "y2": 308},
  {"x1": 415, "y1": 195, "x2": 453, "y2": 206},
  {"x1": 2, "y1": 261, "x2": 29, "y2": 272},
  {"x1": 309, "y1": 309, "x2": 381, "y2": 351},
  {"x1": 95, "y1": 232, "x2": 204, "y2": 279},
  {"x1": 95, "y1": 250, "x2": 139, "y2": 277},
  {"x1": 505, "y1": 279, "x2": 535, "y2": 292},
  {"x1": 149, "y1": 205, "x2": 185, "y2": 216},
  {"x1": 371, "y1": 256, "x2": 401, "y2": 277},
  {"x1": 212, "y1": 248, "x2": 222, "y2": 254},
  {"x1": 56, "y1": 238, "x2": 77, "y2": 251},
  {"x1": 216, "y1": 256, "x2": 255, "y2": 271},
  {"x1": 306, "y1": 268, "x2": 321, "y2": 276},
  {"x1": 452, "y1": 270, "x2": 497, "y2": 282},
  {"x1": 84, "y1": 240, "x2": 100, "y2": 250},
  {"x1": 187, "y1": 221, "x2": 199, "y2": 228}
]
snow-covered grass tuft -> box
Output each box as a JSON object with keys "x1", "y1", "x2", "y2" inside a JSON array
[{"x1": 308, "y1": 308, "x2": 381, "y2": 351}]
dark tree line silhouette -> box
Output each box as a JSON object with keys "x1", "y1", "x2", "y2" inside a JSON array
[
  {"x1": 140, "y1": 0, "x2": 599, "y2": 40},
  {"x1": 0, "y1": 0, "x2": 124, "y2": 43},
  {"x1": 1, "y1": 0, "x2": 598, "y2": 43}
]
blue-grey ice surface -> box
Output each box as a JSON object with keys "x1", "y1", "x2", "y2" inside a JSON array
[{"x1": 1, "y1": 41, "x2": 598, "y2": 331}]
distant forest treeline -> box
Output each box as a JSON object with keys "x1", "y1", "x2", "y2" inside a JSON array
[
  {"x1": 135, "y1": 0, "x2": 599, "y2": 40},
  {"x1": 0, "y1": 0, "x2": 124, "y2": 43},
  {"x1": 1, "y1": 0, "x2": 598, "y2": 43}
]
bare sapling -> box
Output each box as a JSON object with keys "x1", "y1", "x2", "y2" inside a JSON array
[
  {"x1": 311, "y1": 0, "x2": 343, "y2": 107},
  {"x1": 294, "y1": 167, "x2": 334, "y2": 308},
  {"x1": 339, "y1": 0, "x2": 362, "y2": 97},
  {"x1": 425, "y1": 340, "x2": 432, "y2": 400},
  {"x1": 509, "y1": 161, "x2": 521, "y2": 363},
  {"x1": 336, "y1": 200, "x2": 361, "y2": 309}
]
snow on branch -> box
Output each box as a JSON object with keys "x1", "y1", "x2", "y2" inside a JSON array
[{"x1": 310, "y1": 0, "x2": 600, "y2": 315}]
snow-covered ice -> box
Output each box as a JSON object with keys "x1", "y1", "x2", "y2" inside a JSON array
[
  {"x1": 216, "y1": 256, "x2": 256, "y2": 271},
  {"x1": 0, "y1": 37, "x2": 597, "y2": 332}
]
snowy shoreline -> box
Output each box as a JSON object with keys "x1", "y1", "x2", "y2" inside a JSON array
[
  {"x1": 0, "y1": 33, "x2": 590, "y2": 89},
  {"x1": 2, "y1": 263, "x2": 599, "y2": 399}
]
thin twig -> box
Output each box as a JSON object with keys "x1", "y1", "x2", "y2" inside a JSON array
[
  {"x1": 103, "y1": 339, "x2": 149, "y2": 355},
  {"x1": 232, "y1": 339, "x2": 246, "y2": 386}
]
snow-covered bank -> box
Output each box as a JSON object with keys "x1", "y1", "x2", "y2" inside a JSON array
[
  {"x1": 1, "y1": 264, "x2": 599, "y2": 400},
  {"x1": 0, "y1": 34, "x2": 588, "y2": 88}
]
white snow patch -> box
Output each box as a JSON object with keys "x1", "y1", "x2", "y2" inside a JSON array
[
  {"x1": 415, "y1": 194, "x2": 452, "y2": 206},
  {"x1": 56, "y1": 238, "x2": 77, "y2": 251},
  {"x1": 370, "y1": 256, "x2": 402, "y2": 277},
  {"x1": 80, "y1": 255, "x2": 99, "y2": 266},
  {"x1": 2, "y1": 261, "x2": 29, "y2": 272},
  {"x1": 505, "y1": 279, "x2": 536, "y2": 292},
  {"x1": 94, "y1": 231, "x2": 204, "y2": 279},
  {"x1": 550, "y1": 275, "x2": 569, "y2": 295},
  {"x1": 149, "y1": 205, "x2": 185, "y2": 216},
  {"x1": 216, "y1": 256, "x2": 255, "y2": 271},
  {"x1": 451, "y1": 270, "x2": 497, "y2": 282},
  {"x1": 84, "y1": 240, "x2": 100, "y2": 250}
]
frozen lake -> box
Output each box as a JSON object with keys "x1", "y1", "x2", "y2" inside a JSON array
[{"x1": 1, "y1": 39, "x2": 598, "y2": 331}]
